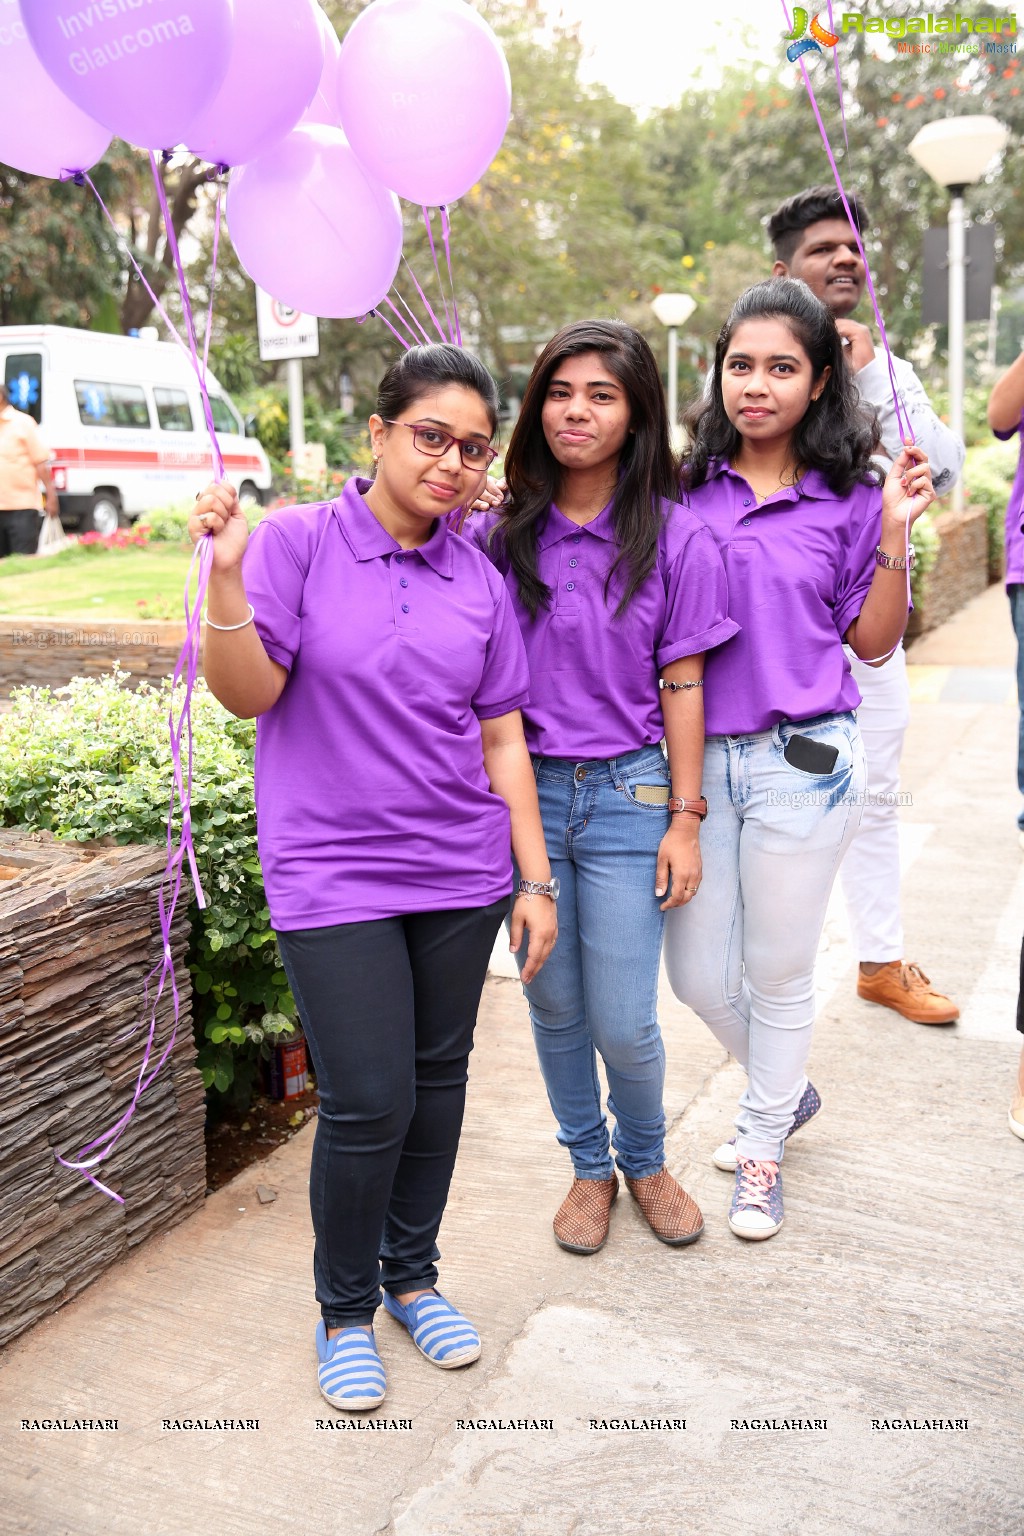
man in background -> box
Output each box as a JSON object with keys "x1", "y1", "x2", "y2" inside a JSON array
[
  {"x1": 767, "y1": 185, "x2": 964, "y2": 1026},
  {"x1": 0, "y1": 379, "x2": 59, "y2": 558}
]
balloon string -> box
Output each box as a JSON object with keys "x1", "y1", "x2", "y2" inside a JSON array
[
  {"x1": 779, "y1": 0, "x2": 913, "y2": 641},
  {"x1": 439, "y1": 206, "x2": 462, "y2": 348},
  {"x1": 150, "y1": 153, "x2": 225, "y2": 481},
  {"x1": 54, "y1": 537, "x2": 212, "y2": 1203},
  {"x1": 368, "y1": 306, "x2": 413, "y2": 350},
  {"x1": 421, "y1": 206, "x2": 454, "y2": 342},
  {"x1": 826, "y1": 0, "x2": 849, "y2": 150},
  {"x1": 381, "y1": 295, "x2": 426, "y2": 348},
  {"x1": 202, "y1": 178, "x2": 225, "y2": 381},
  {"x1": 779, "y1": 0, "x2": 912, "y2": 446},
  {"x1": 401, "y1": 254, "x2": 449, "y2": 344},
  {"x1": 391, "y1": 290, "x2": 434, "y2": 346},
  {"x1": 77, "y1": 172, "x2": 193, "y2": 367}
]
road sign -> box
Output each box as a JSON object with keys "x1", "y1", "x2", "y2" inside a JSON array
[{"x1": 255, "y1": 289, "x2": 320, "y2": 362}]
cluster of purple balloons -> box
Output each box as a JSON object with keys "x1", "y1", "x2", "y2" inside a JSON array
[{"x1": 2, "y1": 0, "x2": 512, "y2": 318}]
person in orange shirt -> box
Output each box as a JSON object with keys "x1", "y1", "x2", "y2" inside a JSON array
[{"x1": 0, "y1": 381, "x2": 60, "y2": 557}]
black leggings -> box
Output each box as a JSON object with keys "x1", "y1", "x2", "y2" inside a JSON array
[{"x1": 277, "y1": 900, "x2": 507, "y2": 1326}]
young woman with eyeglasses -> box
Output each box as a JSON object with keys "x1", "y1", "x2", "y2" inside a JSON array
[
  {"x1": 189, "y1": 344, "x2": 556, "y2": 1413},
  {"x1": 465, "y1": 320, "x2": 737, "y2": 1257}
]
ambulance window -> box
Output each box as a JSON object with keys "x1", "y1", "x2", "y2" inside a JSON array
[
  {"x1": 76, "y1": 381, "x2": 151, "y2": 428},
  {"x1": 154, "y1": 388, "x2": 194, "y2": 432},
  {"x1": 208, "y1": 394, "x2": 241, "y2": 436},
  {"x1": 4, "y1": 354, "x2": 43, "y2": 424}
]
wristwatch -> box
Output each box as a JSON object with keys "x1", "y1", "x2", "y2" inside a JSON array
[
  {"x1": 668, "y1": 796, "x2": 708, "y2": 821},
  {"x1": 875, "y1": 544, "x2": 916, "y2": 571},
  {"x1": 518, "y1": 878, "x2": 560, "y2": 900}
]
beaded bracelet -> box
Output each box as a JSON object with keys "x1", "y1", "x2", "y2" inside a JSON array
[{"x1": 658, "y1": 678, "x2": 703, "y2": 692}]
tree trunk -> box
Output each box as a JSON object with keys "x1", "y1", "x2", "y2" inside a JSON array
[{"x1": 119, "y1": 159, "x2": 218, "y2": 335}]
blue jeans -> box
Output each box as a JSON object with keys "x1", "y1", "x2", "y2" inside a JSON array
[
  {"x1": 1009, "y1": 585, "x2": 1024, "y2": 829},
  {"x1": 663, "y1": 713, "x2": 865, "y2": 1163},
  {"x1": 515, "y1": 745, "x2": 671, "y2": 1181}
]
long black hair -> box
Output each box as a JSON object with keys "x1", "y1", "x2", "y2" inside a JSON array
[
  {"x1": 495, "y1": 320, "x2": 678, "y2": 619},
  {"x1": 375, "y1": 343, "x2": 500, "y2": 433},
  {"x1": 681, "y1": 279, "x2": 880, "y2": 497}
]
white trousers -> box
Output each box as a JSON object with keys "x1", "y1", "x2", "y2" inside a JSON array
[
  {"x1": 839, "y1": 644, "x2": 910, "y2": 962},
  {"x1": 664, "y1": 714, "x2": 866, "y2": 1162}
]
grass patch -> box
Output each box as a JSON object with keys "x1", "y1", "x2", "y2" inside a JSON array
[{"x1": 0, "y1": 544, "x2": 195, "y2": 620}]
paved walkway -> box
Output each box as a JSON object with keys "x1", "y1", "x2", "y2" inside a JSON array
[{"x1": 2, "y1": 584, "x2": 1021, "y2": 1536}]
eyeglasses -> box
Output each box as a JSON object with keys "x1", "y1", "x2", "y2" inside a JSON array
[{"x1": 382, "y1": 419, "x2": 498, "y2": 470}]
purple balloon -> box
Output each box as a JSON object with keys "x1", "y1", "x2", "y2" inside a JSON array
[
  {"x1": 0, "y1": 1, "x2": 110, "y2": 177},
  {"x1": 302, "y1": 4, "x2": 342, "y2": 128},
  {"x1": 22, "y1": 0, "x2": 234, "y2": 152},
  {"x1": 336, "y1": 0, "x2": 511, "y2": 206},
  {"x1": 186, "y1": 0, "x2": 324, "y2": 168},
  {"x1": 227, "y1": 125, "x2": 403, "y2": 319}
]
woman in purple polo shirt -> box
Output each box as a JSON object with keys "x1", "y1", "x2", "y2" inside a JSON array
[
  {"x1": 467, "y1": 320, "x2": 737, "y2": 1255},
  {"x1": 188, "y1": 345, "x2": 556, "y2": 1413},
  {"x1": 663, "y1": 278, "x2": 935, "y2": 1241}
]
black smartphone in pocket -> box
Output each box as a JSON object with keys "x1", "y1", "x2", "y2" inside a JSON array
[{"x1": 784, "y1": 733, "x2": 840, "y2": 775}]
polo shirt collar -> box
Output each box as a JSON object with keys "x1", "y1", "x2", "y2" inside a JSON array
[
  {"x1": 334, "y1": 476, "x2": 455, "y2": 578},
  {"x1": 706, "y1": 459, "x2": 842, "y2": 502},
  {"x1": 536, "y1": 499, "x2": 616, "y2": 549}
]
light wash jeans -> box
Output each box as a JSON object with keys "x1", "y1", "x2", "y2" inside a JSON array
[
  {"x1": 1010, "y1": 585, "x2": 1024, "y2": 830},
  {"x1": 514, "y1": 745, "x2": 671, "y2": 1182},
  {"x1": 840, "y1": 645, "x2": 910, "y2": 961},
  {"x1": 664, "y1": 712, "x2": 866, "y2": 1163}
]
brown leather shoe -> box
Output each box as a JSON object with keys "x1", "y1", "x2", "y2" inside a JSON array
[
  {"x1": 624, "y1": 1168, "x2": 704, "y2": 1246},
  {"x1": 857, "y1": 961, "x2": 959, "y2": 1025},
  {"x1": 552, "y1": 1175, "x2": 618, "y2": 1254}
]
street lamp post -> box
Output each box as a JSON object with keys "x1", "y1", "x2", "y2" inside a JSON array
[
  {"x1": 651, "y1": 292, "x2": 697, "y2": 449},
  {"x1": 908, "y1": 115, "x2": 1008, "y2": 512}
]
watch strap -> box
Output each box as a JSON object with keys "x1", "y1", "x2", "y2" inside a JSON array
[{"x1": 668, "y1": 796, "x2": 708, "y2": 821}]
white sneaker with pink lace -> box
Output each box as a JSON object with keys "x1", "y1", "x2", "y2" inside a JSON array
[{"x1": 729, "y1": 1159, "x2": 784, "y2": 1241}]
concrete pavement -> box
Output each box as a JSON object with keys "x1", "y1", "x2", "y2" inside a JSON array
[{"x1": 1, "y1": 582, "x2": 1021, "y2": 1536}]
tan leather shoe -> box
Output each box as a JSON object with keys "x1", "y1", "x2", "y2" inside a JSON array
[
  {"x1": 857, "y1": 961, "x2": 959, "y2": 1025},
  {"x1": 624, "y1": 1168, "x2": 704, "y2": 1246},
  {"x1": 552, "y1": 1175, "x2": 618, "y2": 1254}
]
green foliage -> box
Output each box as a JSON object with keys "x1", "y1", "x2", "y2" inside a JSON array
[
  {"x1": 0, "y1": 671, "x2": 295, "y2": 1109},
  {"x1": 208, "y1": 332, "x2": 261, "y2": 397},
  {"x1": 910, "y1": 509, "x2": 940, "y2": 609},
  {"x1": 143, "y1": 500, "x2": 268, "y2": 543},
  {"x1": 963, "y1": 439, "x2": 1020, "y2": 579}
]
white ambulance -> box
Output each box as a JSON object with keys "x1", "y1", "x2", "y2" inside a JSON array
[{"x1": 0, "y1": 325, "x2": 273, "y2": 535}]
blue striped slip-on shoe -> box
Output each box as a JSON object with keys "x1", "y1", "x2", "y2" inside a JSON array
[
  {"x1": 382, "y1": 1290, "x2": 481, "y2": 1369},
  {"x1": 712, "y1": 1081, "x2": 822, "y2": 1173},
  {"x1": 315, "y1": 1321, "x2": 387, "y2": 1411}
]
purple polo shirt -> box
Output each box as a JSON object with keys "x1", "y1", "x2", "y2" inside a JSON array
[
  {"x1": 464, "y1": 499, "x2": 737, "y2": 758},
  {"x1": 995, "y1": 414, "x2": 1024, "y2": 587},
  {"x1": 242, "y1": 477, "x2": 530, "y2": 930},
  {"x1": 683, "y1": 463, "x2": 883, "y2": 736}
]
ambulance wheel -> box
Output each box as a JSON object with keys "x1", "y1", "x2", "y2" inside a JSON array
[
  {"x1": 83, "y1": 494, "x2": 123, "y2": 536},
  {"x1": 238, "y1": 481, "x2": 263, "y2": 509}
]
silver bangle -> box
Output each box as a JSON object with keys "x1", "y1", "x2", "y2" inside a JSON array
[
  {"x1": 659, "y1": 678, "x2": 703, "y2": 692},
  {"x1": 205, "y1": 603, "x2": 255, "y2": 631}
]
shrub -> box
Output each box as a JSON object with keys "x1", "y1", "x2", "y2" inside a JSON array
[
  {"x1": 963, "y1": 440, "x2": 1019, "y2": 583},
  {"x1": 144, "y1": 500, "x2": 268, "y2": 544},
  {"x1": 0, "y1": 670, "x2": 296, "y2": 1109},
  {"x1": 910, "y1": 507, "x2": 940, "y2": 610}
]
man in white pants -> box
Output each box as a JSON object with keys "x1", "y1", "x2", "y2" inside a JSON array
[{"x1": 768, "y1": 186, "x2": 963, "y2": 1025}]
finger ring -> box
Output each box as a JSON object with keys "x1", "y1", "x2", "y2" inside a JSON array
[
  {"x1": 202, "y1": 513, "x2": 212, "y2": 527},
  {"x1": 685, "y1": 886, "x2": 698, "y2": 892}
]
